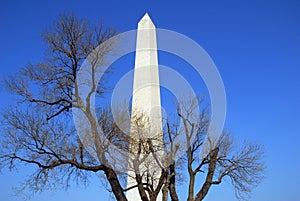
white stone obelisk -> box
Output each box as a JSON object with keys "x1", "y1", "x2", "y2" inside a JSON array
[{"x1": 126, "y1": 13, "x2": 163, "y2": 200}]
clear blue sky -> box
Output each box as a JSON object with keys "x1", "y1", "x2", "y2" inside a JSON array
[{"x1": 0, "y1": 0, "x2": 299, "y2": 201}]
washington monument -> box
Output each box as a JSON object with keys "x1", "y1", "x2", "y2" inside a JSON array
[{"x1": 126, "y1": 13, "x2": 163, "y2": 200}]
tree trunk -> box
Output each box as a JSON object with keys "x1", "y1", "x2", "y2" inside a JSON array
[
  {"x1": 169, "y1": 164, "x2": 179, "y2": 201},
  {"x1": 104, "y1": 167, "x2": 128, "y2": 201},
  {"x1": 162, "y1": 182, "x2": 169, "y2": 201},
  {"x1": 193, "y1": 148, "x2": 219, "y2": 201},
  {"x1": 136, "y1": 173, "x2": 150, "y2": 201}
]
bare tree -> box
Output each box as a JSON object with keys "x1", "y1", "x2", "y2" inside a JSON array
[
  {"x1": 0, "y1": 13, "x2": 130, "y2": 201},
  {"x1": 162, "y1": 96, "x2": 265, "y2": 201},
  {"x1": 0, "y1": 13, "x2": 264, "y2": 201},
  {"x1": 125, "y1": 112, "x2": 167, "y2": 201}
]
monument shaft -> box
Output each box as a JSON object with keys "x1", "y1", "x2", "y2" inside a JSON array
[{"x1": 126, "y1": 13, "x2": 163, "y2": 200}]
